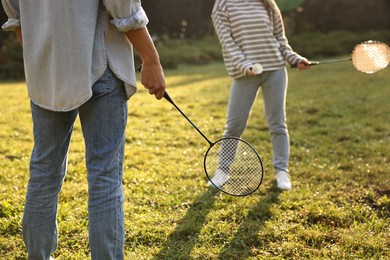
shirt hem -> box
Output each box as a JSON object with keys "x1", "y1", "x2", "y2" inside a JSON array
[{"x1": 29, "y1": 93, "x2": 93, "y2": 112}]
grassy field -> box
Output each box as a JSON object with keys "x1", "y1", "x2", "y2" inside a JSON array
[{"x1": 0, "y1": 62, "x2": 389, "y2": 259}]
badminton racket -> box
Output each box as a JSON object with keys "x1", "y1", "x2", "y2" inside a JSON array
[
  {"x1": 163, "y1": 92, "x2": 264, "y2": 196},
  {"x1": 304, "y1": 41, "x2": 389, "y2": 74}
]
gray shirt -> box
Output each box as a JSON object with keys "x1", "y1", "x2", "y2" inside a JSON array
[{"x1": 2, "y1": 0, "x2": 148, "y2": 111}]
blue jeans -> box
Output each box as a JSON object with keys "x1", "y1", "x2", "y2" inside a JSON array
[
  {"x1": 223, "y1": 68, "x2": 289, "y2": 173},
  {"x1": 23, "y1": 68, "x2": 128, "y2": 259}
]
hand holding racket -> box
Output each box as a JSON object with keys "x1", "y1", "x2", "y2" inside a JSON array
[
  {"x1": 163, "y1": 92, "x2": 264, "y2": 196},
  {"x1": 306, "y1": 40, "x2": 390, "y2": 74}
]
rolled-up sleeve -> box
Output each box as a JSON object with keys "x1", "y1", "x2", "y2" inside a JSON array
[
  {"x1": 103, "y1": 0, "x2": 149, "y2": 32},
  {"x1": 1, "y1": 0, "x2": 20, "y2": 31}
]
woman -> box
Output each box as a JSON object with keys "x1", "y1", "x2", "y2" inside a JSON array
[{"x1": 211, "y1": 0, "x2": 310, "y2": 190}]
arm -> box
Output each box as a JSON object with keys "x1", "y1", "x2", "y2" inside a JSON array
[
  {"x1": 102, "y1": 0, "x2": 165, "y2": 99},
  {"x1": 15, "y1": 27, "x2": 22, "y2": 46},
  {"x1": 211, "y1": 4, "x2": 253, "y2": 76},
  {"x1": 2, "y1": 0, "x2": 22, "y2": 46},
  {"x1": 125, "y1": 27, "x2": 165, "y2": 99},
  {"x1": 272, "y1": 8, "x2": 309, "y2": 70}
]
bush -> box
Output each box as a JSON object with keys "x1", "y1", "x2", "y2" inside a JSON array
[
  {"x1": 1, "y1": 30, "x2": 390, "y2": 80},
  {"x1": 152, "y1": 30, "x2": 390, "y2": 69},
  {"x1": 136, "y1": 35, "x2": 223, "y2": 69},
  {"x1": 0, "y1": 34, "x2": 24, "y2": 80},
  {"x1": 289, "y1": 30, "x2": 390, "y2": 59}
]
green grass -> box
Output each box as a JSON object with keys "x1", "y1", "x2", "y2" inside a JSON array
[{"x1": 0, "y1": 62, "x2": 389, "y2": 259}]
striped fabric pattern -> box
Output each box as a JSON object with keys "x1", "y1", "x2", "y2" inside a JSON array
[{"x1": 212, "y1": 0, "x2": 305, "y2": 78}]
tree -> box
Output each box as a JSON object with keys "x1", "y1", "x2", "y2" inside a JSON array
[
  {"x1": 142, "y1": 0, "x2": 214, "y2": 38},
  {"x1": 293, "y1": 0, "x2": 390, "y2": 33},
  {"x1": 143, "y1": 0, "x2": 390, "y2": 37},
  {"x1": 1, "y1": 3, "x2": 8, "y2": 46}
]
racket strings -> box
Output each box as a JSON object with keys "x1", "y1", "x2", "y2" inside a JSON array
[
  {"x1": 352, "y1": 42, "x2": 390, "y2": 73},
  {"x1": 205, "y1": 138, "x2": 263, "y2": 196}
]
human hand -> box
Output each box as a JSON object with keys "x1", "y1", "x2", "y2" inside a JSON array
[
  {"x1": 296, "y1": 60, "x2": 311, "y2": 70},
  {"x1": 140, "y1": 62, "x2": 166, "y2": 100},
  {"x1": 246, "y1": 63, "x2": 263, "y2": 77},
  {"x1": 245, "y1": 68, "x2": 257, "y2": 77}
]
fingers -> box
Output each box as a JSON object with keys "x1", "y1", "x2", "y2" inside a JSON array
[
  {"x1": 139, "y1": 63, "x2": 166, "y2": 99},
  {"x1": 147, "y1": 86, "x2": 165, "y2": 100},
  {"x1": 144, "y1": 83, "x2": 165, "y2": 100},
  {"x1": 245, "y1": 68, "x2": 257, "y2": 77},
  {"x1": 297, "y1": 61, "x2": 311, "y2": 70},
  {"x1": 154, "y1": 88, "x2": 165, "y2": 100}
]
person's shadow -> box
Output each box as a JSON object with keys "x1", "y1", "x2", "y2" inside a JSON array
[
  {"x1": 217, "y1": 183, "x2": 281, "y2": 259},
  {"x1": 154, "y1": 183, "x2": 281, "y2": 259},
  {"x1": 154, "y1": 186, "x2": 219, "y2": 259}
]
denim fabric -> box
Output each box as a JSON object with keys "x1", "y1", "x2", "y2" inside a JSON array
[
  {"x1": 223, "y1": 68, "x2": 289, "y2": 173},
  {"x1": 23, "y1": 67, "x2": 128, "y2": 259}
]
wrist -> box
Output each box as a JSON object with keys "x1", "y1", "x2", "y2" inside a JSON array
[{"x1": 140, "y1": 52, "x2": 161, "y2": 66}]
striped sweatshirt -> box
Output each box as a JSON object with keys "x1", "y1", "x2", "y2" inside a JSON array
[{"x1": 212, "y1": 0, "x2": 306, "y2": 79}]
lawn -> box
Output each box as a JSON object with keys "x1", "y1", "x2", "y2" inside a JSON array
[{"x1": 0, "y1": 62, "x2": 389, "y2": 259}]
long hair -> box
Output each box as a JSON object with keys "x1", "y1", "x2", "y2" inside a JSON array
[
  {"x1": 262, "y1": 0, "x2": 281, "y2": 24},
  {"x1": 262, "y1": 0, "x2": 275, "y2": 12}
]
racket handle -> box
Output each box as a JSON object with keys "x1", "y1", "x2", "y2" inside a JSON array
[
  {"x1": 291, "y1": 61, "x2": 319, "y2": 68},
  {"x1": 163, "y1": 91, "x2": 174, "y2": 105},
  {"x1": 307, "y1": 58, "x2": 352, "y2": 66},
  {"x1": 308, "y1": 61, "x2": 320, "y2": 66},
  {"x1": 162, "y1": 91, "x2": 213, "y2": 145}
]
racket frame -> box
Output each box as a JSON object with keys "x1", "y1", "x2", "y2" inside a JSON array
[
  {"x1": 163, "y1": 92, "x2": 264, "y2": 196},
  {"x1": 306, "y1": 40, "x2": 389, "y2": 73},
  {"x1": 204, "y1": 136, "x2": 264, "y2": 196}
]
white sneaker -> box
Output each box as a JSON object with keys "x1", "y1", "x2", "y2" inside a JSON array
[
  {"x1": 276, "y1": 171, "x2": 292, "y2": 190},
  {"x1": 208, "y1": 169, "x2": 229, "y2": 187}
]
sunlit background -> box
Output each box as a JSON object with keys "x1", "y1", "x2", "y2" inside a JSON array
[{"x1": 1, "y1": 0, "x2": 389, "y2": 79}]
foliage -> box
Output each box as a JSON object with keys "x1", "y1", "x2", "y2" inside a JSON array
[
  {"x1": 141, "y1": 0, "x2": 390, "y2": 37},
  {"x1": 142, "y1": 0, "x2": 215, "y2": 39},
  {"x1": 294, "y1": 0, "x2": 390, "y2": 33},
  {"x1": 0, "y1": 33, "x2": 24, "y2": 80},
  {"x1": 146, "y1": 30, "x2": 390, "y2": 69},
  {"x1": 289, "y1": 30, "x2": 390, "y2": 59},
  {"x1": 145, "y1": 36, "x2": 223, "y2": 69},
  {"x1": 0, "y1": 62, "x2": 389, "y2": 259},
  {"x1": 275, "y1": 0, "x2": 306, "y2": 11},
  {"x1": 1, "y1": 0, "x2": 390, "y2": 80},
  {"x1": 1, "y1": 29, "x2": 390, "y2": 80}
]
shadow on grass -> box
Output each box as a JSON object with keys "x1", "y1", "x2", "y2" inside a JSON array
[
  {"x1": 154, "y1": 186, "x2": 219, "y2": 259},
  {"x1": 217, "y1": 183, "x2": 282, "y2": 259},
  {"x1": 154, "y1": 183, "x2": 282, "y2": 259}
]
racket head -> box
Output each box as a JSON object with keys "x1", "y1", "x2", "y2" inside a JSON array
[
  {"x1": 352, "y1": 41, "x2": 390, "y2": 74},
  {"x1": 204, "y1": 137, "x2": 264, "y2": 196}
]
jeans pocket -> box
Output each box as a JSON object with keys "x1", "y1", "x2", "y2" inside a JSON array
[{"x1": 92, "y1": 67, "x2": 114, "y2": 97}]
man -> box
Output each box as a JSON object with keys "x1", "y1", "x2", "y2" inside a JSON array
[{"x1": 1, "y1": 0, "x2": 165, "y2": 259}]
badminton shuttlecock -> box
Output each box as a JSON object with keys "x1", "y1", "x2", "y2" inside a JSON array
[{"x1": 252, "y1": 63, "x2": 263, "y2": 74}]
